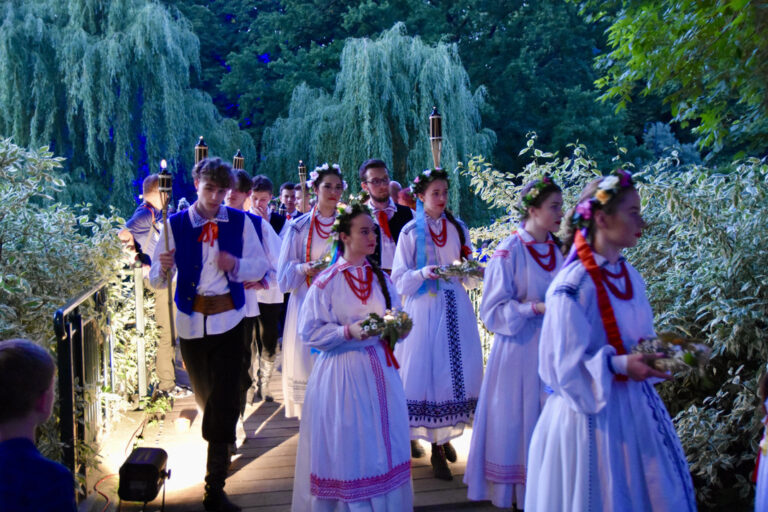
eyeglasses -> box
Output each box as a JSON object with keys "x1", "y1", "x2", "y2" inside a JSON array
[{"x1": 365, "y1": 178, "x2": 390, "y2": 186}]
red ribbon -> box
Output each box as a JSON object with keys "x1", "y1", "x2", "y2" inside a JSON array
[
  {"x1": 377, "y1": 210, "x2": 393, "y2": 240},
  {"x1": 460, "y1": 245, "x2": 472, "y2": 259},
  {"x1": 197, "y1": 222, "x2": 219, "y2": 247},
  {"x1": 574, "y1": 230, "x2": 627, "y2": 381},
  {"x1": 380, "y1": 339, "x2": 400, "y2": 369}
]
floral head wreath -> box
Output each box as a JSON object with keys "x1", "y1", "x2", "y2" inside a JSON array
[
  {"x1": 326, "y1": 196, "x2": 370, "y2": 265},
  {"x1": 331, "y1": 194, "x2": 370, "y2": 240},
  {"x1": 412, "y1": 168, "x2": 449, "y2": 196},
  {"x1": 572, "y1": 168, "x2": 634, "y2": 229},
  {"x1": 307, "y1": 162, "x2": 348, "y2": 191},
  {"x1": 517, "y1": 175, "x2": 559, "y2": 214}
]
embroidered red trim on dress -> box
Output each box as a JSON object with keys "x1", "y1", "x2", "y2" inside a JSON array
[
  {"x1": 492, "y1": 249, "x2": 510, "y2": 259},
  {"x1": 574, "y1": 230, "x2": 628, "y2": 382},
  {"x1": 601, "y1": 260, "x2": 634, "y2": 300},
  {"x1": 310, "y1": 461, "x2": 411, "y2": 502},
  {"x1": 484, "y1": 461, "x2": 526, "y2": 484}
]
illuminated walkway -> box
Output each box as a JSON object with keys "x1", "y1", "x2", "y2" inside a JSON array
[{"x1": 84, "y1": 369, "x2": 495, "y2": 511}]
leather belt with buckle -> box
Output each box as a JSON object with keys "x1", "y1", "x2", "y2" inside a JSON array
[{"x1": 192, "y1": 293, "x2": 235, "y2": 315}]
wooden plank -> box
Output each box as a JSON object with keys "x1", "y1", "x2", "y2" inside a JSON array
[{"x1": 87, "y1": 367, "x2": 494, "y2": 512}]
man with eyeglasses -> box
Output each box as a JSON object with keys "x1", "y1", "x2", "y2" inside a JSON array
[{"x1": 358, "y1": 159, "x2": 413, "y2": 274}]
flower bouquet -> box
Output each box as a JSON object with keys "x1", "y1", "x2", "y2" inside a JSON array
[
  {"x1": 631, "y1": 332, "x2": 711, "y2": 375},
  {"x1": 433, "y1": 259, "x2": 484, "y2": 282},
  {"x1": 360, "y1": 309, "x2": 413, "y2": 350},
  {"x1": 309, "y1": 253, "x2": 333, "y2": 271}
]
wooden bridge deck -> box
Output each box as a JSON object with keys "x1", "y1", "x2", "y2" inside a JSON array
[{"x1": 86, "y1": 369, "x2": 496, "y2": 511}]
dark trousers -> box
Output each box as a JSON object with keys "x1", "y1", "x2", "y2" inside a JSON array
[
  {"x1": 255, "y1": 302, "x2": 282, "y2": 361},
  {"x1": 240, "y1": 316, "x2": 258, "y2": 415},
  {"x1": 179, "y1": 320, "x2": 245, "y2": 444}
]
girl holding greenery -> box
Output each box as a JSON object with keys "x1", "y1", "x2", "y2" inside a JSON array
[
  {"x1": 292, "y1": 202, "x2": 412, "y2": 511},
  {"x1": 391, "y1": 169, "x2": 483, "y2": 481},
  {"x1": 524, "y1": 170, "x2": 696, "y2": 512},
  {"x1": 465, "y1": 176, "x2": 564, "y2": 509}
]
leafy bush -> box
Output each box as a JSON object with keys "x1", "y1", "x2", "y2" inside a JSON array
[
  {"x1": 462, "y1": 138, "x2": 768, "y2": 510},
  {"x1": 0, "y1": 138, "x2": 159, "y2": 472}
]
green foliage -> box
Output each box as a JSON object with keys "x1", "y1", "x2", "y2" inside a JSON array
[
  {"x1": 580, "y1": 0, "x2": 768, "y2": 156},
  {"x1": 466, "y1": 136, "x2": 768, "y2": 509},
  {"x1": 0, "y1": 0, "x2": 254, "y2": 213},
  {"x1": 261, "y1": 24, "x2": 496, "y2": 221},
  {"x1": 0, "y1": 138, "x2": 160, "y2": 469},
  {"x1": 630, "y1": 156, "x2": 768, "y2": 509},
  {"x1": 460, "y1": 133, "x2": 601, "y2": 244}
]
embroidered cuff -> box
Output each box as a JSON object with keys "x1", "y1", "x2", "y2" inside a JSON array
[
  {"x1": 343, "y1": 324, "x2": 352, "y2": 340},
  {"x1": 608, "y1": 354, "x2": 628, "y2": 375}
]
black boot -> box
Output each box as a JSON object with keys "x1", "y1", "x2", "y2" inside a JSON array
[
  {"x1": 443, "y1": 441, "x2": 457, "y2": 463},
  {"x1": 410, "y1": 440, "x2": 425, "y2": 458},
  {"x1": 430, "y1": 443, "x2": 453, "y2": 481},
  {"x1": 203, "y1": 442, "x2": 241, "y2": 512}
]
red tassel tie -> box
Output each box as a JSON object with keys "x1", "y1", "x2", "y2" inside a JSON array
[
  {"x1": 377, "y1": 210, "x2": 393, "y2": 240},
  {"x1": 380, "y1": 339, "x2": 400, "y2": 369},
  {"x1": 574, "y1": 230, "x2": 628, "y2": 382},
  {"x1": 197, "y1": 222, "x2": 219, "y2": 247}
]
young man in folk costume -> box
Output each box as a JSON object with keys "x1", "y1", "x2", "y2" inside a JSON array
[
  {"x1": 238, "y1": 174, "x2": 284, "y2": 403},
  {"x1": 150, "y1": 158, "x2": 270, "y2": 512},
  {"x1": 359, "y1": 159, "x2": 413, "y2": 274},
  {"x1": 251, "y1": 175, "x2": 289, "y2": 237},
  {"x1": 278, "y1": 182, "x2": 305, "y2": 223},
  {"x1": 225, "y1": 170, "x2": 282, "y2": 408},
  {"x1": 118, "y1": 174, "x2": 179, "y2": 395}
]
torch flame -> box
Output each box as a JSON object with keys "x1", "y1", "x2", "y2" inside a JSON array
[{"x1": 160, "y1": 159, "x2": 167, "y2": 170}]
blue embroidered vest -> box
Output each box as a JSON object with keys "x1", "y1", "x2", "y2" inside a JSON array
[{"x1": 169, "y1": 207, "x2": 246, "y2": 315}]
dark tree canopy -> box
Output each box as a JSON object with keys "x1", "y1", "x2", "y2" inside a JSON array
[
  {"x1": 579, "y1": 0, "x2": 768, "y2": 157},
  {"x1": 261, "y1": 24, "x2": 496, "y2": 221},
  {"x1": 219, "y1": 0, "x2": 636, "y2": 172},
  {"x1": 0, "y1": 0, "x2": 255, "y2": 213}
]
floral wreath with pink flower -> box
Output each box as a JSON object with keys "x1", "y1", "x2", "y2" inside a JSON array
[
  {"x1": 517, "y1": 175, "x2": 559, "y2": 214},
  {"x1": 411, "y1": 168, "x2": 449, "y2": 196},
  {"x1": 307, "y1": 162, "x2": 348, "y2": 191},
  {"x1": 571, "y1": 168, "x2": 634, "y2": 228}
]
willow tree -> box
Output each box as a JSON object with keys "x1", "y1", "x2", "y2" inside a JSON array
[
  {"x1": 261, "y1": 23, "x2": 495, "y2": 222},
  {"x1": 0, "y1": 0, "x2": 254, "y2": 213}
]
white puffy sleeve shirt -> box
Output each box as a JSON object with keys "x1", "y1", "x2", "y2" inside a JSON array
[
  {"x1": 148, "y1": 205, "x2": 269, "y2": 339},
  {"x1": 538, "y1": 254, "x2": 656, "y2": 415}
]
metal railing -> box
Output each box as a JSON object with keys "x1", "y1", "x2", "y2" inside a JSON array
[
  {"x1": 52, "y1": 280, "x2": 110, "y2": 479},
  {"x1": 52, "y1": 264, "x2": 151, "y2": 481}
]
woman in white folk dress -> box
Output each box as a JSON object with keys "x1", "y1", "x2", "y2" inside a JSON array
[
  {"x1": 292, "y1": 202, "x2": 412, "y2": 512},
  {"x1": 278, "y1": 164, "x2": 344, "y2": 419},
  {"x1": 392, "y1": 168, "x2": 483, "y2": 481},
  {"x1": 524, "y1": 169, "x2": 696, "y2": 512},
  {"x1": 464, "y1": 176, "x2": 564, "y2": 509}
]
